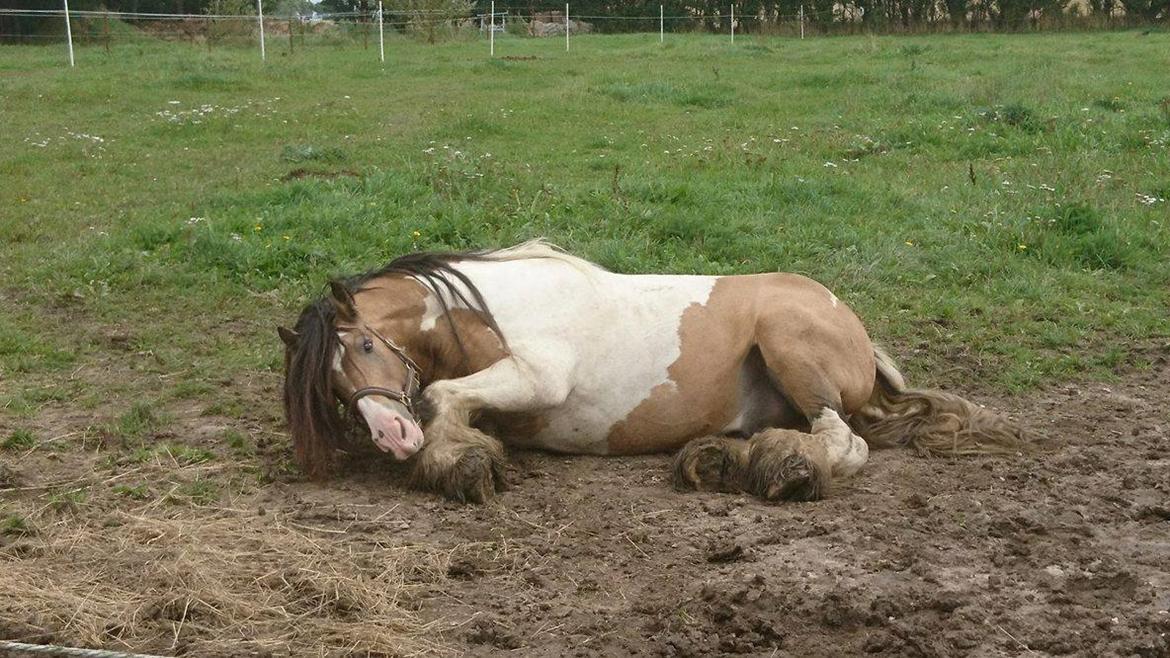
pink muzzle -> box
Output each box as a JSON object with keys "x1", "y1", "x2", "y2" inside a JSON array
[{"x1": 356, "y1": 397, "x2": 424, "y2": 460}]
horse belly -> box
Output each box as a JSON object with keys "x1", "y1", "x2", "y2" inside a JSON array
[
  {"x1": 528, "y1": 386, "x2": 738, "y2": 455},
  {"x1": 527, "y1": 274, "x2": 729, "y2": 455}
]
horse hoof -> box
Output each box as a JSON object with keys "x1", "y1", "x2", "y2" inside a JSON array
[
  {"x1": 443, "y1": 447, "x2": 506, "y2": 504},
  {"x1": 757, "y1": 453, "x2": 825, "y2": 502},
  {"x1": 673, "y1": 436, "x2": 746, "y2": 493}
]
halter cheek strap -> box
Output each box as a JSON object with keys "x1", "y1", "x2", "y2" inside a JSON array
[{"x1": 340, "y1": 325, "x2": 422, "y2": 418}]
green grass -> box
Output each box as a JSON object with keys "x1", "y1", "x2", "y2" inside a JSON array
[
  {"x1": 0, "y1": 515, "x2": 34, "y2": 538},
  {"x1": 2, "y1": 429, "x2": 37, "y2": 450},
  {"x1": 111, "y1": 483, "x2": 151, "y2": 499},
  {"x1": 0, "y1": 30, "x2": 1167, "y2": 423}
]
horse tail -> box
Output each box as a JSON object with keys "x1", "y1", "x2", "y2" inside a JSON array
[{"x1": 850, "y1": 346, "x2": 1027, "y2": 455}]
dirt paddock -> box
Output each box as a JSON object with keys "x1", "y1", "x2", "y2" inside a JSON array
[{"x1": 2, "y1": 349, "x2": 1168, "y2": 656}]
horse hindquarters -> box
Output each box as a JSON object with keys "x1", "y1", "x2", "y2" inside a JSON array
[{"x1": 673, "y1": 275, "x2": 879, "y2": 501}]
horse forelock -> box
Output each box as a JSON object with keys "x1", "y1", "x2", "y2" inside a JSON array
[{"x1": 283, "y1": 299, "x2": 345, "y2": 479}]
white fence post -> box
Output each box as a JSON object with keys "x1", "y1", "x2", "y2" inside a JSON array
[
  {"x1": 490, "y1": 0, "x2": 495, "y2": 57},
  {"x1": 378, "y1": 1, "x2": 385, "y2": 63},
  {"x1": 565, "y1": 2, "x2": 569, "y2": 52},
  {"x1": 659, "y1": 4, "x2": 663, "y2": 43},
  {"x1": 730, "y1": 4, "x2": 734, "y2": 43},
  {"x1": 257, "y1": 0, "x2": 266, "y2": 61},
  {"x1": 800, "y1": 4, "x2": 804, "y2": 39},
  {"x1": 62, "y1": 0, "x2": 75, "y2": 67}
]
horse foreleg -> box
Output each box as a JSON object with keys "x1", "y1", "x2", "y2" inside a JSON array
[
  {"x1": 412, "y1": 345, "x2": 574, "y2": 503},
  {"x1": 410, "y1": 422, "x2": 506, "y2": 504}
]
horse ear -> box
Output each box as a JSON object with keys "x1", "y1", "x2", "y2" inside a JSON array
[
  {"x1": 277, "y1": 326, "x2": 299, "y2": 347},
  {"x1": 328, "y1": 280, "x2": 357, "y2": 320}
]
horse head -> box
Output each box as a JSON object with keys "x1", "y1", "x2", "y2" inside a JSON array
[{"x1": 279, "y1": 278, "x2": 430, "y2": 478}]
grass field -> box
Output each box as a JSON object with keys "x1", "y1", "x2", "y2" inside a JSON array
[
  {"x1": 3, "y1": 31, "x2": 1168, "y2": 408},
  {"x1": 1, "y1": 29, "x2": 1169, "y2": 655}
]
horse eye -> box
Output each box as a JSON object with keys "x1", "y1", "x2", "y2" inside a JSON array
[{"x1": 362, "y1": 338, "x2": 374, "y2": 353}]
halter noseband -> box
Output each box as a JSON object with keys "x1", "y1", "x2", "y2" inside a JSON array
[{"x1": 340, "y1": 324, "x2": 422, "y2": 418}]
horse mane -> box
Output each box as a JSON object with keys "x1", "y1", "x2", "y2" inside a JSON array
[
  {"x1": 283, "y1": 298, "x2": 345, "y2": 479},
  {"x1": 350, "y1": 248, "x2": 509, "y2": 358},
  {"x1": 285, "y1": 242, "x2": 580, "y2": 478}
]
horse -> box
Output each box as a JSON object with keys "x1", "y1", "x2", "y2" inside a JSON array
[{"x1": 279, "y1": 240, "x2": 1023, "y2": 503}]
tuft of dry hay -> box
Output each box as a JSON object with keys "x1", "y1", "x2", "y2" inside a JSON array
[{"x1": 0, "y1": 509, "x2": 452, "y2": 657}]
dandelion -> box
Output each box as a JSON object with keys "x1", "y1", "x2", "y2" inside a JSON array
[
  {"x1": 254, "y1": 224, "x2": 263, "y2": 232},
  {"x1": 1018, "y1": 244, "x2": 1028, "y2": 251},
  {"x1": 412, "y1": 230, "x2": 421, "y2": 238},
  {"x1": 905, "y1": 241, "x2": 914, "y2": 246},
  {"x1": 282, "y1": 235, "x2": 291, "y2": 241}
]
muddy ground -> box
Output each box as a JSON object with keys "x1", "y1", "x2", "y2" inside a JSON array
[{"x1": 2, "y1": 347, "x2": 1169, "y2": 656}]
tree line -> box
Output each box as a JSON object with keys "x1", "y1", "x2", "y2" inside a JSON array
[{"x1": 2, "y1": 0, "x2": 1166, "y2": 40}]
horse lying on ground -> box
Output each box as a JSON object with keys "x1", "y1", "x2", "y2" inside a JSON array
[{"x1": 279, "y1": 241, "x2": 1023, "y2": 503}]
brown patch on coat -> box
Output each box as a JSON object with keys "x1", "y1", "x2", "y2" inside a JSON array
[
  {"x1": 750, "y1": 273, "x2": 875, "y2": 416},
  {"x1": 607, "y1": 273, "x2": 876, "y2": 455},
  {"x1": 606, "y1": 276, "x2": 760, "y2": 454}
]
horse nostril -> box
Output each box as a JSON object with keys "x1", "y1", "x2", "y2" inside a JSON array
[{"x1": 377, "y1": 430, "x2": 385, "y2": 439}]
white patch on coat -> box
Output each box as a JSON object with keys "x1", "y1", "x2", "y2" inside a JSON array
[
  {"x1": 828, "y1": 291, "x2": 839, "y2": 308},
  {"x1": 428, "y1": 256, "x2": 717, "y2": 454},
  {"x1": 332, "y1": 340, "x2": 346, "y2": 375},
  {"x1": 811, "y1": 408, "x2": 869, "y2": 477},
  {"x1": 416, "y1": 241, "x2": 595, "y2": 333},
  {"x1": 419, "y1": 292, "x2": 453, "y2": 332}
]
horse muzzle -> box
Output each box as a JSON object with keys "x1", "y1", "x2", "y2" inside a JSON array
[{"x1": 355, "y1": 397, "x2": 424, "y2": 460}]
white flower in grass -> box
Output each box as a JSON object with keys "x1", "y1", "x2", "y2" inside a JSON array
[
  {"x1": 187, "y1": 217, "x2": 206, "y2": 225},
  {"x1": 231, "y1": 233, "x2": 242, "y2": 241}
]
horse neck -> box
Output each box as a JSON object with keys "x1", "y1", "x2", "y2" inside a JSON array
[{"x1": 414, "y1": 307, "x2": 508, "y2": 384}]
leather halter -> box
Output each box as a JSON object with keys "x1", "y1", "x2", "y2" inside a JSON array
[{"x1": 339, "y1": 324, "x2": 422, "y2": 418}]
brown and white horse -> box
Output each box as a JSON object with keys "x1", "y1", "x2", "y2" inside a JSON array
[{"x1": 280, "y1": 241, "x2": 1023, "y2": 503}]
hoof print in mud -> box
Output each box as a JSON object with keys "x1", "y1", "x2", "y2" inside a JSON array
[{"x1": 444, "y1": 448, "x2": 507, "y2": 504}]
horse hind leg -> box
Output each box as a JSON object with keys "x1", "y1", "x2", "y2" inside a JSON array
[
  {"x1": 750, "y1": 351, "x2": 874, "y2": 500},
  {"x1": 677, "y1": 420, "x2": 856, "y2": 502}
]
